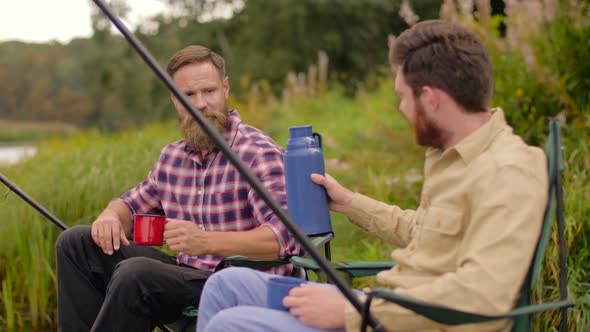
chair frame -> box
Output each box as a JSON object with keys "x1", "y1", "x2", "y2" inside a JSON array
[{"x1": 360, "y1": 120, "x2": 574, "y2": 332}]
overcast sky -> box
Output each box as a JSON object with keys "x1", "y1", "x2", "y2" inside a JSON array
[{"x1": 0, "y1": 0, "x2": 168, "y2": 43}]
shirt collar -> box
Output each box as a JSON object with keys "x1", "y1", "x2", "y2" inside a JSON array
[{"x1": 453, "y1": 108, "x2": 508, "y2": 164}]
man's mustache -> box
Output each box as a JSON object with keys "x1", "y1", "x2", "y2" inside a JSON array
[{"x1": 179, "y1": 109, "x2": 227, "y2": 127}]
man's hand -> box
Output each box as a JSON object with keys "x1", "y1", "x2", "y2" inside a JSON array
[
  {"x1": 164, "y1": 219, "x2": 209, "y2": 256},
  {"x1": 284, "y1": 284, "x2": 347, "y2": 329},
  {"x1": 310, "y1": 173, "x2": 354, "y2": 214},
  {"x1": 91, "y1": 212, "x2": 130, "y2": 255}
]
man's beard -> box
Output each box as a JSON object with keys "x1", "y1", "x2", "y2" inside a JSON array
[
  {"x1": 179, "y1": 104, "x2": 229, "y2": 152},
  {"x1": 413, "y1": 99, "x2": 445, "y2": 149}
]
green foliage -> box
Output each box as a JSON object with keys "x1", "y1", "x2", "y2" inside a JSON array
[
  {"x1": 532, "y1": 2, "x2": 590, "y2": 125},
  {"x1": 532, "y1": 129, "x2": 590, "y2": 331},
  {"x1": 480, "y1": 1, "x2": 590, "y2": 145},
  {"x1": 0, "y1": 0, "x2": 443, "y2": 132},
  {"x1": 488, "y1": 45, "x2": 561, "y2": 146}
]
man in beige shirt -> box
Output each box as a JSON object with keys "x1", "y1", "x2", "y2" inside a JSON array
[{"x1": 195, "y1": 20, "x2": 548, "y2": 332}]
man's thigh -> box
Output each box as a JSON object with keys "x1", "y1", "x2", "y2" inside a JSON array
[
  {"x1": 110, "y1": 257, "x2": 212, "y2": 323},
  {"x1": 206, "y1": 306, "x2": 343, "y2": 332}
]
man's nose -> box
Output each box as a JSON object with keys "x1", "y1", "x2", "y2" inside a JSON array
[{"x1": 192, "y1": 94, "x2": 207, "y2": 110}]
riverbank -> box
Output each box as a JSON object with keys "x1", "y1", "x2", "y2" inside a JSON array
[{"x1": 0, "y1": 119, "x2": 77, "y2": 143}]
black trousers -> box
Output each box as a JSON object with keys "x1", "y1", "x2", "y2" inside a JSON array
[{"x1": 56, "y1": 225, "x2": 212, "y2": 332}]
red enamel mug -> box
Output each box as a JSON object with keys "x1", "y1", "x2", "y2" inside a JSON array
[{"x1": 133, "y1": 214, "x2": 166, "y2": 245}]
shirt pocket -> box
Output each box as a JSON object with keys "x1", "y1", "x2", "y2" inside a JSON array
[
  {"x1": 418, "y1": 206, "x2": 463, "y2": 265},
  {"x1": 204, "y1": 188, "x2": 251, "y2": 228}
]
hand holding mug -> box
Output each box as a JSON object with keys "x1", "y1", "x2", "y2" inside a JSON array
[{"x1": 164, "y1": 219, "x2": 209, "y2": 256}]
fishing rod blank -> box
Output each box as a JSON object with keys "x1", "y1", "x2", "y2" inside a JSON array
[
  {"x1": 90, "y1": 0, "x2": 384, "y2": 330},
  {"x1": 0, "y1": 172, "x2": 68, "y2": 231}
]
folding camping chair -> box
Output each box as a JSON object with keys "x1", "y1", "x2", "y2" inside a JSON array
[{"x1": 358, "y1": 119, "x2": 574, "y2": 332}]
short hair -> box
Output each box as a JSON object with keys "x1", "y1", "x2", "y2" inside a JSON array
[
  {"x1": 389, "y1": 20, "x2": 493, "y2": 112},
  {"x1": 166, "y1": 45, "x2": 225, "y2": 78}
]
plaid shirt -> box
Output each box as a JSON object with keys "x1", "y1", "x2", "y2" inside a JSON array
[{"x1": 120, "y1": 110, "x2": 301, "y2": 275}]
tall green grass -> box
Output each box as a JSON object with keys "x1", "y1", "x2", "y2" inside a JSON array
[
  {"x1": 0, "y1": 126, "x2": 180, "y2": 329},
  {"x1": 0, "y1": 80, "x2": 588, "y2": 331},
  {"x1": 533, "y1": 131, "x2": 590, "y2": 331}
]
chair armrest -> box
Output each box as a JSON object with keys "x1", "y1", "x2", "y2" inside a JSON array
[
  {"x1": 290, "y1": 256, "x2": 344, "y2": 270},
  {"x1": 214, "y1": 255, "x2": 290, "y2": 272},
  {"x1": 290, "y1": 257, "x2": 395, "y2": 278},
  {"x1": 336, "y1": 262, "x2": 395, "y2": 278},
  {"x1": 367, "y1": 288, "x2": 575, "y2": 326},
  {"x1": 311, "y1": 233, "x2": 334, "y2": 248}
]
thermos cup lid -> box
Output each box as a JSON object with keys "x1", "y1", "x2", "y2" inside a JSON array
[
  {"x1": 287, "y1": 125, "x2": 318, "y2": 150},
  {"x1": 288, "y1": 125, "x2": 313, "y2": 138}
]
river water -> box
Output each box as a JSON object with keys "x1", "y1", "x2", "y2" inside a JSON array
[{"x1": 0, "y1": 145, "x2": 37, "y2": 166}]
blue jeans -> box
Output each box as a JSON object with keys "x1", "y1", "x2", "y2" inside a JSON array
[{"x1": 197, "y1": 267, "x2": 360, "y2": 332}]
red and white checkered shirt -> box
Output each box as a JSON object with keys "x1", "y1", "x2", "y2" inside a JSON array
[{"x1": 120, "y1": 110, "x2": 301, "y2": 274}]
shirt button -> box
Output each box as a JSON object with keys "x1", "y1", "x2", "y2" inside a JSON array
[{"x1": 197, "y1": 190, "x2": 203, "y2": 195}]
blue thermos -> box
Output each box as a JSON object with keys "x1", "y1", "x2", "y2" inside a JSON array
[{"x1": 284, "y1": 125, "x2": 332, "y2": 236}]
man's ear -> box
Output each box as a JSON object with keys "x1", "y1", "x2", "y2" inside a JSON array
[
  {"x1": 223, "y1": 77, "x2": 230, "y2": 99},
  {"x1": 420, "y1": 86, "x2": 440, "y2": 114}
]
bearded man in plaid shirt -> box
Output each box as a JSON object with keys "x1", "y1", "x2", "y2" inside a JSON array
[{"x1": 55, "y1": 45, "x2": 302, "y2": 332}]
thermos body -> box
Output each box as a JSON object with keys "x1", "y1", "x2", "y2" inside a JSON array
[{"x1": 284, "y1": 126, "x2": 332, "y2": 236}]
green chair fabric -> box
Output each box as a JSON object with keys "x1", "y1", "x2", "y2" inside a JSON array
[{"x1": 360, "y1": 120, "x2": 574, "y2": 332}]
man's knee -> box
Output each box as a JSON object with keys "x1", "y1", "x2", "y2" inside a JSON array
[
  {"x1": 205, "y1": 307, "x2": 281, "y2": 332},
  {"x1": 204, "y1": 308, "x2": 246, "y2": 332},
  {"x1": 211, "y1": 267, "x2": 254, "y2": 284},
  {"x1": 204, "y1": 267, "x2": 252, "y2": 293},
  {"x1": 56, "y1": 225, "x2": 92, "y2": 252},
  {"x1": 109, "y1": 257, "x2": 162, "y2": 290}
]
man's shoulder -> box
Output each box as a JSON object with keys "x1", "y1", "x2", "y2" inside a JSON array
[
  {"x1": 234, "y1": 122, "x2": 284, "y2": 154},
  {"x1": 157, "y1": 139, "x2": 187, "y2": 161},
  {"x1": 489, "y1": 130, "x2": 545, "y2": 167},
  {"x1": 477, "y1": 130, "x2": 547, "y2": 183}
]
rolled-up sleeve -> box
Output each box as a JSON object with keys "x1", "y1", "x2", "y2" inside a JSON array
[
  {"x1": 120, "y1": 160, "x2": 163, "y2": 215},
  {"x1": 247, "y1": 147, "x2": 302, "y2": 258},
  {"x1": 346, "y1": 193, "x2": 417, "y2": 248}
]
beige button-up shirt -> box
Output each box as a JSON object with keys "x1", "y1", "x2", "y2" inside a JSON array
[{"x1": 344, "y1": 109, "x2": 548, "y2": 332}]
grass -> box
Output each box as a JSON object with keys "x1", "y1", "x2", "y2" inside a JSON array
[
  {"x1": 0, "y1": 125, "x2": 180, "y2": 329},
  {"x1": 0, "y1": 80, "x2": 588, "y2": 331},
  {"x1": 533, "y1": 132, "x2": 590, "y2": 331}
]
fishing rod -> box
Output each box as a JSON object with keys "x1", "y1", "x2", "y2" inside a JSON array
[
  {"x1": 0, "y1": 172, "x2": 68, "y2": 231},
  {"x1": 91, "y1": 0, "x2": 384, "y2": 330}
]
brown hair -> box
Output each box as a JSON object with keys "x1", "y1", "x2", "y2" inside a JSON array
[
  {"x1": 166, "y1": 45, "x2": 225, "y2": 78},
  {"x1": 389, "y1": 20, "x2": 493, "y2": 112}
]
